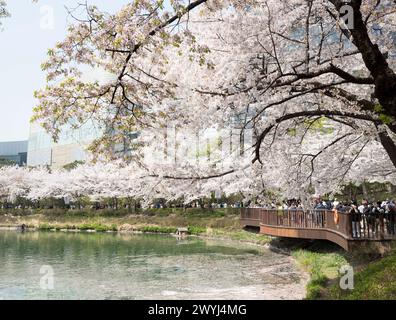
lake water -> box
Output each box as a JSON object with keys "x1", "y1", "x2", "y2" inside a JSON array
[{"x1": 0, "y1": 231, "x2": 307, "y2": 300}]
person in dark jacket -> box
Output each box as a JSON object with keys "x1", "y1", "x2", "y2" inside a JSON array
[
  {"x1": 349, "y1": 204, "x2": 361, "y2": 238},
  {"x1": 385, "y1": 201, "x2": 396, "y2": 235}
]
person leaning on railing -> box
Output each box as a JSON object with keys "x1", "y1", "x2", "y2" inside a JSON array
[
  {"x1": 363, "y1": 203, "x2": 375, "y2": 234},
  {"x1": 313, "y1": 201, "x2": 327, "y2": 226},
  {"x1": 385, "y1": 201, "x2": 396, "y2": 235},
  {"x1": 349, "y1": 203, "x2": 361, "y2": 238},
  {"x1": 369, "y1": 202, "x2": 384, "y2": 235}
]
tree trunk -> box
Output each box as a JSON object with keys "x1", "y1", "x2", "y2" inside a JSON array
[
  {"x1": 378, "y1": 130, "x2": 396, "y2": 169},
  {"x1": 330, "y1": 0, "x2": 396, "y2": 121}
]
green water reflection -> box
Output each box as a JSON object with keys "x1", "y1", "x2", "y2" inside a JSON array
[{"x1": 0, "y1": 231, "x2": 303, "y2": 300}]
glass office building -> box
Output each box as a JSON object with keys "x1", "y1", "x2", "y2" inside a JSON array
[
  {"x1": 27, "y1": 121, "x2": 103, "y2": 169},
  {"x1": 0, "y1": 140, "x2": 28, "y2": 166}
]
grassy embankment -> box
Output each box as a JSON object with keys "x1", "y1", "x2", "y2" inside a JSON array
[
  {"x1": 282, "y1": 238, "x2": 396, "y2": 300},
  {"x1": 324, "y1": 245, "x2": 396, "y2": 300},
  {"x1": 0, "y1": 208, "x2": 271, "y2": 245}
]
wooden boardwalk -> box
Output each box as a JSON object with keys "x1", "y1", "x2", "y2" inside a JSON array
[{"x1": 241, "y1": 208, "x2": 396, "y2": 250}]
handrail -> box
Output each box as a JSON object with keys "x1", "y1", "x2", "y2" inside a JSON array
[{"x1": 241, "y1": 208, "x2": 396, "y2": 241}]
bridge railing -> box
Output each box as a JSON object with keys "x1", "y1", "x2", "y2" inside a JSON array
[
  {"x1": 346, "y1": 211, "x2": 396, "y2": 240},
  {"x1": 241, "y1": 208, "x2": 396, "y2": 240}
]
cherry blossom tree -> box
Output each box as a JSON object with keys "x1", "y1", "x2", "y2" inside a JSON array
[{"x1": 29, "y1": 0, "x2": 396, "y2": 202}]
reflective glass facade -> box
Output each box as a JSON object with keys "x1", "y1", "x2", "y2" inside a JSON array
[
  {"x1": 27, "y1": 121, "x2": 103, "y2": 169},
  {"x1": 0, "y1": 141, "x2": 28, "y2": 166}
]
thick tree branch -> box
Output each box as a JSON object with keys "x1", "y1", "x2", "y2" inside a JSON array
[
  {"x1": 328, "y1": 0, "x2": 396, "y2": 119},
  {"x1": 253, "y1": 109, "x2": 377, "y2": 164}
]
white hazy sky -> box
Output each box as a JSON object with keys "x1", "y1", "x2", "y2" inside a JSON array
[{"x1": 0, "y1": 0, "x2": 132, "y2": 142}]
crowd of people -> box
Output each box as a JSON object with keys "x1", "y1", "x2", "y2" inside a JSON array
[
  {"x1": 248, "y1": 198, "x2": 396, "y2": 237},
  {"x1": 335, "y1": 199, "x2": 396, "y2": 214},
  {"x1": 249, "y1": 198, "x2": 396, "y2": 213},
  {"x1": 250, "y1": 199, "x2": 305, "y2": 210},
  {"x1": 336, "y1": 199, "x2": 396, "y2": 237}
]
